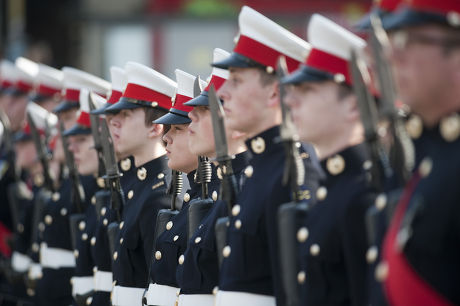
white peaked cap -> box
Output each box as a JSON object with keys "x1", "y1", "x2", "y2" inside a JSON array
[
  {"x1": 36, "y1": 64, "x2": 63, "y2": 90},
  {"x1": 238, "y1": 6, "x2": 311, "y2": 64},
  {"x1": 308, "y1": 14, "x2": 366, "y2": 61},
  {"x1": 62, "y1": 67, "x2": 111, "y2": 96},
  {"x1": 15, "y1": 57, "x2": 39, "y2": 83},
  {"x1": 27, "y1": 102, "x2": 58, "y2": 131},
  {"x1": 175, "y1": 69, "x2": 207, "y2": 98},
  {"x1": 110, "y1": 66, "x2": 127, "y2": 92},
  {"x1": 0, "y1": 60, "x2": 18, "y2": 84},
  {"x1": 89, "y1": 91, "x2": 107, "y2": 109},
  {"x1": 79, "y1": 88, "x2": 91, "y2": 113},
  {"x1": 210, "y1": 48, "x2": 230, "y2": 79},
  {"x1": 124, "y1": 62, "x2": 177, "y2": 99}
]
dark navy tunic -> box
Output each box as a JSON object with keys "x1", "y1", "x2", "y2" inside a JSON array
[
  {"x1": 298, "y1": 143, "x2": 376, "y2": 306},
  {"x1": 218, "y1": 126, "x2": 319, "y2": 305},
  {"x1": 176, "y1": 151, "x2": 251, "y2": 294},
  {"x1": 111, "y1": 156, "x2": 170, "y2": 288}
]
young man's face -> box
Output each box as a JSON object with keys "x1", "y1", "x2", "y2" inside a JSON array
[
  {"x1": 68, "y1": 134, "x2": 98, "y2": 176},
  {"x1": 59, "y1": 108, "x2": 78, "y2": 130},
  {"x1": 15, "y1": 140, "x2": 38, "y2": 170},
  {"x1": 109, "y1": 108, "x2": 150, "y2": 157},
  {"x1": 285, "y1": 81, "x2": 352, "y2": 144},
  {"x1": 188, "y1": 106, "x2": 215, "y2": 157},
  {"x1": 388, "y1": 24, "x2": 460, "y2": 115},
  {"x1": 163, "y1": 124, "x2": 197, "y2": 173},
  {"x1": 218, "y1": 67, "x2": 276, "y2": 135}
]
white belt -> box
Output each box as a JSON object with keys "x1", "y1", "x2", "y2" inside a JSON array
[
  {"x1": 11, "y1": 251, "x2": 31, "y2": 272},
  {"x1": 111, "y1": 285, "x2": 145, "y2": 306},
  {"x1": 178, "y1": 294, "x2": 214, "y2": 306},
  {"x1": 215, "y1": 290, "x2": 276, "y2": 306},
  {"x1": 71, "y1": 276, "x2": 93, "y2": 297},
  {"x1": 94, "y1": 270, "x2": 113, "y2": 292},
  {"x1": 28, "y1": 263, "x2": 43, "y2": 280},
  {"x1": 40, "y1": 245, "x2": 76, "y2": 268},
  {"x1": 145, "y1": 283, "x2": 179, "y2": 306}
]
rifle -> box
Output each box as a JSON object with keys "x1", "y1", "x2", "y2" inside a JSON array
[
  {"x1": 88, "y1": 93, "x2": 111, "y2": 220},
  {"x1": 207, "y1": 85, "x2": 239, "y2": 267},
  {"x1": 59, "y1": 121, "x2": 85, "y2": 250},
  {"x1": 98, "y1": 116, "x2": 125, "y2": 257},
  {"x1": 187, "y1": 77, "x2": 215, "y2": 240},
  {"x1": 275, "y1": 56, "x2": 308, "y2": 306}
]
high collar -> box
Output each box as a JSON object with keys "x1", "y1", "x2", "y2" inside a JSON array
[
  {"x1": 245, "y1": 125, "x2": 283, "y2": 159},
  {"x1": 232, "y1": 150, "x2": 251, "y2": 174},
  {"x1": 407, "y1": 111, "x2": 460, "y2": 144},
  {"x1": 319, "y1": 143, "x2": 370, "y2": 184},
  {"x1": 135, "y1": 155, "x2": 169, "y2": 181}
]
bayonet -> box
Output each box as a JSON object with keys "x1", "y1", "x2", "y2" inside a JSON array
[
  {"x1": 369, "y1": 14, "x2": 414, "y2": 186},
  {"x1": 193, "y1": 75, "x2": 203, "y2": 97},
  {"x1": 88, "y1": 92, "x2": 107, "y2": 184}
]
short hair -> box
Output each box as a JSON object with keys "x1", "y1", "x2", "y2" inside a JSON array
[
  {"x1": 142, "y1": 107, "x2": 168, "y2": 127},
  {"x1": 257, "y1": 68, "x2": 277, "y2": 86},
  {"x1": 337, "y1": 83, "x2": 353, "y2": 100}
]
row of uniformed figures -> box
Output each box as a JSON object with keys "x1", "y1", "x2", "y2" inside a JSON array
[{"x1": 0, "y1": 0, "x2": 459, "y2": 305}]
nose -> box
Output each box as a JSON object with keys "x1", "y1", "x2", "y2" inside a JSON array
[
  {"x1": 217, "y1": 81, "x2": 230, "y2": 103},
  {"x1": 68, "y1": 139, "x2": 77, "y2": 153},
  {"x1": 162, "y1": 129, "x2": 172, "y2": 144},
  {"x1": 188, "y1": 108, "x2": 198, "y2": 122},
  {"x1": 284, "y1": 87, "x2": 296, "y2": 108}
]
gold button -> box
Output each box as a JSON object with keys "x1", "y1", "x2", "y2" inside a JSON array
[
  {"x1": 326, "y1": 154, "x2": 345, "y2": 175},
  {"x1": 235, "y1": 219, "x2": 242, "y2": 229},
  {"x1": 52, "y1": 192, "x2": 60, "y2": 202},
  {"x1": 127, "y1": 190, "x2": 134, "y2": 199},
  {"x1": 406, "y1": 115, "x2": 423, "y2": 139},
  {"x1": 74, "y1": 250, "x2": 79, "y2": 258},
  {"x1": 334, "y1": 73, "x2": 345, "y2": 83},
  {"x1": 375, "y1": 261, "x2": 389, "y2": 282},
  {"x1": 38, "y1": 222, "x2": 45, "y2": 232},
  {"x1": 103, "y1": 218, "x2": 108, "y2": 226},
  {"x1": 440, "y1": 112, "x2": 460, "y2": 142},
  {"x1": 60, "y1": 208, "x2": 67, "y2": 216},
  {"x1": 120, "y1": 158, "x2": 131, "y2": 171},
  {"x1": 97, "y1": 177, "x2": 105, "y2": 188},
  {"x1": 137, "y1": 167, "x2": 147, "y2": 181},
  {"x1": 17, "y1": 223, "x2": 24, "y2": 233},
  {"x1": 32, "y1": 243, "x2": 39, "y2": 252},
  {"x1": 419, "y1": 157, "x2": 433, "y2": 178},
  {"x1": 173, "y1": 235, "x2": 179, "y2": 242},
  {"x1": 113, "y1": 251, "x2": 118, "y2": 261},
  {"x1": 310, "y1": 244, "x2": 320, "y2": 256},
  {"x1": 44, "y1": 215, "x2": 53, "y2": 225},
  {"x1": 178, "y1": 254, "x2": 185, "y2": 265},
  {"x1": 91, "y1": 196, "x2": 96, "y2": 205},
  {"x1": 86, "y1": 296, "x2": 93, "y2": 305},
  {"x1": 184, "y1": 193, "x2": 190, "y2": 202},
  {"x1": 157, "y1": 173, "x2": 165, "y2": 179},
  {"x1": 79, "y1": 221, "x2": 86, "y2": 231},
  {"x1": 316, "y1": 187, "x2": 327, "y2": 201},
  {"x1": 120, "y1": 238, "x2": 124, "y2": 244},
  {"x1": 93, "y1": 266, "x2": 97, "y2": 274},
  {"x1": 244, "y1": 165, "x2": 253, "y2": 178},
  {"x1": 166, "y1": 221, "x2": 173, "y2": 231},
  {"x1": 119, "y1": 221, "x2": 124, "y2": 230},
  {"x1": 217, "y1": 167, "x2": 223, "y2": 180},
  {"x1": 82, "y1": 233, "x2": 88, "y2": 241},
  {"x1": 91, "y1": 237, "x2": 96, "y2": 246},
  {"x1": 266, "y1": 66, "x2": 274, "y2": 74},
  {"x1": 155, "y1": 251, "x2": 162, "y2": 260},
  {"x1": 297, "y1": 227, "x2": 309, "y2": 243},
  {"x1": 232, "y1": 205, "x2": 241, "y2": 216},
  {"x1": 212, "y1": 286, "x2": 218, "y2": 295},
  {"x1": 251, "y1": 137, "x2": 265, "y2": 154},
  {"x1": 101, "y1": 207, "x2": 107, "y2": 216},
  {"x1": 222, "y1": 245, "x2": 231, "y2": 258},
  {"x1": 297, "y1": 271, "x2": 306, "y2": 284},
  {"x1": 212, "y1": 191, "x2": 218, "y2": 201},
  {"x1": 195, "y1": 237, "x2": 202, "y2": 244},
  {"x1": 366, "y1": 246, "x2": 378, "y2": 264},
  {"x1": 375, "y1": 194, "x2": 387, "y2": 210}
]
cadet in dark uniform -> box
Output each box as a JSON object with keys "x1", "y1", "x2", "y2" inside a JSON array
[
  {"x1": 379, "y1": 1, "x2": 460, "y2": 305},
  {"x1": 175, "y1": 48, "x2": 250, "y2": 306},
  {"x1": 89, "y1": 67, "x2": 129, "y2": 306},
  {"x1": 105, "y1": 62, "x2": 173, "y2": 305},
  {"x1": 145, "y1": 69, "x2": 209, "y2": 306},
  {"x1": 283, "y1": 14, "x2": 378, "y2": 306},
  {"x1": 212, "y1": 6, "x2": 318, "y2": 306},
  {"x1": 65, "y1": 87, "x2": 110, "y2": 305}
]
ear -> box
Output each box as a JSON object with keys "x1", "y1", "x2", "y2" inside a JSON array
[
  {"x1": 148, "y1": 123, "x2": 164, "y2": 139},
  {"x1": 266, "y1": 80, "x2": 280, "y2": 108}
]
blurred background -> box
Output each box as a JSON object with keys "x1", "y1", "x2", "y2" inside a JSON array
[{"x1": 0, "y1": 0, "x2": 370, "y2": 80}]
